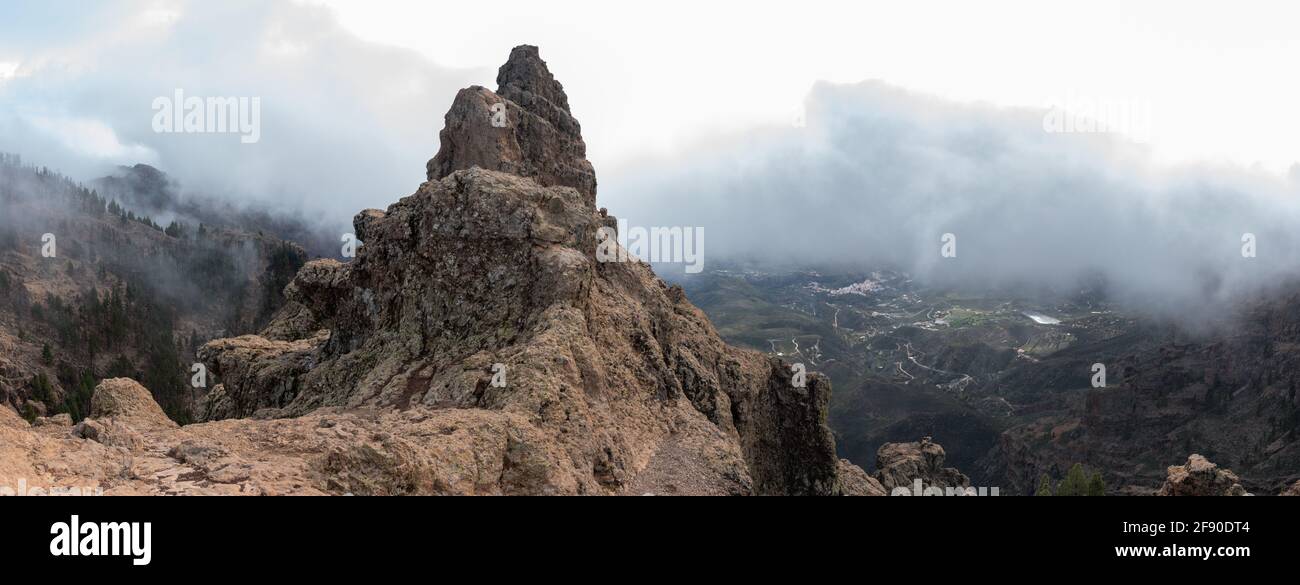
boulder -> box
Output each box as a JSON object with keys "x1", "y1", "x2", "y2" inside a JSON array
[
  {"x1": 33, "y1": 413, "x2": 73, "y2": 427},
  {"x1": 874, "y1": 436, "x2": 972, "y2": 493},
  {"x1": 89, "y1": 378, "x2": 177, "y2": 430},
  {"x1": 1156, "y1": 454, "x2": 1248, "y2": 496},
  {"x1": 72, "y1": 418, "x2": 144, "y2": 450}
]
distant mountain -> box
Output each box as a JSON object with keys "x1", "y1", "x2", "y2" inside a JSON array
[
  {"x1": 94, "y1": 163, "x2": 341, "y2": 259},
  {"x1": 0, "y1": 153, "x2": 306, "y2": 423}
]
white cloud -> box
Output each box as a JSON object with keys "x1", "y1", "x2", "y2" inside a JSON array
[
  {"x1": 0, "y1": 0, "x2": 484, "y2": 229},
  {"x1": 606, "y1": 79, "x2": 1300, "y2": 314},
  {"x1": 28, "y1": 114, "x2": 157, "y2": 161},
  {"x1": 311, "y1": 0, "x2": 1300, "y2": 173}
]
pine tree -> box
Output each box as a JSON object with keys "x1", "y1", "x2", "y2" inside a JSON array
[
  {"x1": 1057, "y1": 463, "x2": 1089, "y2": 496},
  {"x1": 41, "y1": 342, "x2": 54, "y2": 365},
  {"x1": 21, "y1": 402, "x2": 39, "y2": 424},
  {"x1": 1086, "y1": 471, "x2": 1106, "y2": 496},
  {"x1": 1035, "y1": 474, "x2": 1053, "y2": 496}
]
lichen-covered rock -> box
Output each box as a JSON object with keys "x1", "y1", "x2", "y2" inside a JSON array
[
  {"x1": 72, "y1": 418, "x2": 144, "y2": 450},
  {"x1": 196, "y1": 334, "x2": 325, "y2": 421},
  {"x1": 1157, "y1": 455, "x2": 1248, "y2": 496},
  {"x1": 426, "y1": 45, "x2": 597, "y2": 207},
  {"x1": 90, "y1": 378, "x2": 177, "y2": 430},
  {"x1": 259, "y1": 301, "x2": 325, "y2": 342}
]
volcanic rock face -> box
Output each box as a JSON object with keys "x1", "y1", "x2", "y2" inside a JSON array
[
  {"x1": 873, "y1": 436, "x2": 972, "y2": 493},
  {"x1": 1156, "y1": 454, "x2": 1248, "y2": 496},
  {"x1": 177, "y1": 45, "x2": 867, "y2": 495}
]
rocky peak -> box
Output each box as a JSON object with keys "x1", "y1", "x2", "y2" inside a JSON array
[
  {"x1": 187, "y1": 45, "x2": 872, "y2": 495},
  {"x1": 496, "y1": 45, "x2": 572, "y2": 114},
  {"x1": 426, "y1": 45, "x2": 597, "y2": 207}
]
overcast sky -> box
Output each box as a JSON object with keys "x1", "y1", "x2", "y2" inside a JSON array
[
  {"x1": 3, "y1": 0, "x2": 1298, "y2": 178},
  {"x1": 2, "y1": 0, "x2": 1298, "y2": 309},
  {"x1": 311, "y1": 0, "x2": 1300, "y2": 173}
]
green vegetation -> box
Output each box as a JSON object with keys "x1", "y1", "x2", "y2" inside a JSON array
[
  {"x1": 258, "y1": 241, "x2": 306, "y2": 324},
  {"x1": 1, "y1": 152, "x2": 304, "y2": 426},
  {"x1": 31, "y1": 281, "x2": 194, "y2": 424},
  {"x1": 944, "y1": 308, "x2": 996, "y2": 328},
  {"x1": 1035, "y1": 474, "x2": 1053, "y2": 496},
  {"x1": 1038, "y1": 463, "x2": 1106, "y2": 496},
  {"x1": 66, "y1": 372, "x2": 95, "y2": 422}
]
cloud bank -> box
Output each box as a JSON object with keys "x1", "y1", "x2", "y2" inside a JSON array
[
  {"x1": 0, "y1": 0, "x2": 485, "y2": 232},
  {"x1": 603, "y1": 80, "x2": 1300, "y2": 311},
  {"x1": 4, "y1": 1, "x2": 1297, "y2": 314}
]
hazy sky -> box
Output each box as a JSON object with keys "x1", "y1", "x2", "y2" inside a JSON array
[
  {"x1": 3, "y1": 0, "x2": 1298, "y2": 179},
  {"x1": 312, "y1": 0, "x2": 1300, "y2": 173},
  {"x1": 2, "y1": 0, "x2": 1299, "y2": 309},
  {"x1": 0, "y1": 0, "x2": 484, "y2": 222}
]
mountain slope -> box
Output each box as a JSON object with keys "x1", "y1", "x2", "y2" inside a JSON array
[{"x1": 0, "y1": 156, "x2": 306, "y2": 424}]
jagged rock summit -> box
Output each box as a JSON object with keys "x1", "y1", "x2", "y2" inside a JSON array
[
  {"x1": 427, "y1": 45, "x2": 597, "y2": 207},
  {"x1": 182, "y1": 45, "x2": 870, "y2": 495}
]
